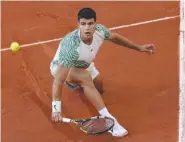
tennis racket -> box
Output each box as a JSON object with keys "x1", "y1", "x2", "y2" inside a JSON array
[{"x1": 62, "y1": 116, "x2": 114, "y2": 135}]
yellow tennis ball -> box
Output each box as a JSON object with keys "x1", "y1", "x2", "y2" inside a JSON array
[{"x1": 10, "y1": 42, "x2": 20, "y2": 52}]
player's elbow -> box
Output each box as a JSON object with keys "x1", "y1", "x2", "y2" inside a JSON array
[{"x1": 54, "y1": 76, "x2": 65, "y2": 86}]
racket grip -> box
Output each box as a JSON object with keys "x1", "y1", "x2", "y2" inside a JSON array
[{"x1": 62, "y1": 118, "x2": 71, "y2": 123}]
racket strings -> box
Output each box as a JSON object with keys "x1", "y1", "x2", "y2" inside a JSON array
[
  {"x1": 81, "y1": 117, "x2": 114, "y2": 133},
  {"x1": 105, "y1": 118, "x2": 114, "y2": 128}
]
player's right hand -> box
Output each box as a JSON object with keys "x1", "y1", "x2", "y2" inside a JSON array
[{"x1": 52, "y1": 112, "x2": 63, "y2": 123}]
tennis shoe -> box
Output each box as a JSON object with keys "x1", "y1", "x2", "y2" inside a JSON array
[{"x1": 108, "y1": 117, "x2": 128, "y2": 137}]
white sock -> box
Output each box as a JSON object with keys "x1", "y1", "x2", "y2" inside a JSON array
[{"x1": 98, "y1": 107, "x2": 113, "y2": 118}]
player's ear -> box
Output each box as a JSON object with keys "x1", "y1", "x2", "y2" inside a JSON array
[
  {"x1": 77, "y1": 20, "x2": 80, "y2": 28},
  {"x1": 93, "y1": 22, "x2": 97, "y2": 29},
  {"x1": 94, "y1": 22, "x2": 97, "y2": 27}
]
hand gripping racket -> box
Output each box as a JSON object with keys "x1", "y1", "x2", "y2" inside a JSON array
[{"x1": 62, "y1": 116, "x2": 114, "y2": 135}]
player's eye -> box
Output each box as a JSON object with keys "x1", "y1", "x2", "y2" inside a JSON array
[
  {"x1": 88, "y1": 22, "x2": 94, "y2": 25},
  {"x1": 81, "y1": 22, "x2": 86, "y2": 25}
]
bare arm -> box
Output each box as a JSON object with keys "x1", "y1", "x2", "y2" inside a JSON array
[
  {"x1": 109, "y1": 33, "x2": 141, "y2": 51},
  {"x1": 52, "y1": 65, "x2": 70, "y2": 122},
  {"x1": 52, "y1": 65, "x2": 69, "y2": 101},
  {"x1": 109, "y1": 33, "x2": 155, "y2": 54}
]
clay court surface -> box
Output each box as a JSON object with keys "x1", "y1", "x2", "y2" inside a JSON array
[{"x1": 1, "y1": 1, "x2": 180, "y2": 142}]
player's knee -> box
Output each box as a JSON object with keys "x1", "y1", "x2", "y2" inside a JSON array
[
  {"x1": 81, "y1": 72, "x2": 94, "y2": 87},
  {"x1": 94, "y1": 81, "x2": 104, "y2": 94},
  {"x1": 98, "y1": 87, "x2": 105, "y2": 94},
  {"x1": 93, "y1": 75, "x2": 104, "y2": 94}
]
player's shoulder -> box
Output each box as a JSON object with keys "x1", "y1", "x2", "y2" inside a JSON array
[
  {"x1": 61, "y1": 29, "x2": 81, "y2": 47},
  {"x1": 95, "y1": 24, "x2": 111, "y2": 40},
  {"x1": 95, "y1": 24, "x2": 109, "y2": 31}
]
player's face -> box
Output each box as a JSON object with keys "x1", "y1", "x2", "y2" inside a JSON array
[{"x1": 78, "y1": 18, "x2": 96, "y2": 40}]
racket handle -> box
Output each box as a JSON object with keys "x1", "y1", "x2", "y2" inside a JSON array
[{"x1": 62, "y1": 118, "x2": 71, "y2": 123}]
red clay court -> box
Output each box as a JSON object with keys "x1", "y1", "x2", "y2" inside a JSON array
[{"x1": 1, "y1": 2, "x2": 180, "y2": 142}]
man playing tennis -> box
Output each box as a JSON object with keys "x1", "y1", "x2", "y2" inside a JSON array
[{"x1": 50, "y1": 8, "x2": 155, "y2": 137}]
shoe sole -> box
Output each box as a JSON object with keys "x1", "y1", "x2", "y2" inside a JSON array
[{"x1": 108, "y1": 130, "x2": 128, "y2": 137}]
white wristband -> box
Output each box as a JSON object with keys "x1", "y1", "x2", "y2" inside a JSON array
[{"x1": 52, "y1": 101, "x2": 61, "y2": 113}]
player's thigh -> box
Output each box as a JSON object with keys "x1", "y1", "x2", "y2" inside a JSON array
[
  {"x1": 66, "y1": 67, "x2": 94, "y2": 87},
  {"x1": 86, "y1": 62, "x2": 104, "y2": 94}
]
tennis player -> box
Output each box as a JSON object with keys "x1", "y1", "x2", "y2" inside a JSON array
[{"x1": 50, "y1": 8, "x2": 155, "y2": 137}]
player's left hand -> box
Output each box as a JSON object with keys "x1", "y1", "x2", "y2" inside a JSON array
[{"x1": 138, "y1": 44, "x2": 156, "y2": 55}]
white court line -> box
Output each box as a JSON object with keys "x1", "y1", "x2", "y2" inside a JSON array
[
  {"x1": 179, "y1": 0, "x2": 185, "y2": 142},
  {"x1": 1, "y1": 15, "x2": 180, "y2": 52}
]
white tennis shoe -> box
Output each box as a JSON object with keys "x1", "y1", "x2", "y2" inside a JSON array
[{"x1": 108, "y1": 117, "x2": 128, "y2": 137}]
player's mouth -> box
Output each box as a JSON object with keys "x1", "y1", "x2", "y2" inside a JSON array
[{"x1": 85, "y1": 32, "x2": 91, "y2": 35}]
